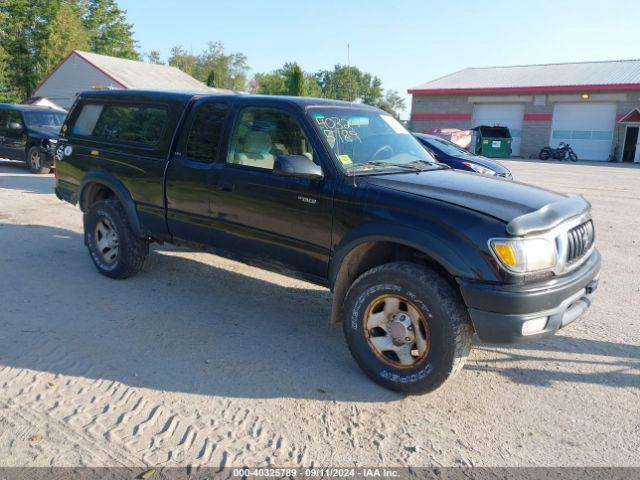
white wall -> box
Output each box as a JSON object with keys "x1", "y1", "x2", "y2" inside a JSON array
[{"x1": 33, "y1": 53, "x2": 124, "y2": 110}]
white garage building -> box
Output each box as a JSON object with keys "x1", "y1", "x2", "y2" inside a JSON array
[
  {"x1": 31, "y1": 50, "x2": 213, "y2": 110},
  {"x1": 409, "y1": 59, "x2": 640, "y2": 162}
]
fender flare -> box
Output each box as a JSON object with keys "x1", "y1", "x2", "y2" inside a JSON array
[
  {"x1": 329, "y1": 225, "x2": 479, "y2": 288},
  {"x1": 79, "y1": 172, "x2": 143, "y2": 238},
  {"x1": 327, "y1": 224, "x2": 484, "y2": 323}
]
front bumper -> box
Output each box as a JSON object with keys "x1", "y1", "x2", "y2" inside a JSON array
[
  {"x1": 458, "y1": 249, "x2": 601, "y2": 343},
  {"x1": 40, "y1": 144, "x2": 56, "y2": 168}
]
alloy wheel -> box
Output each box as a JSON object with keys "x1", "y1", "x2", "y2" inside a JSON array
[
  {"x1": 94, "y1": 218, "x2": 119, "y2": 264},
  {"x1": 29, "y1": 150, "x2": 41, "y2": 170},
  {"x1": 364, "y1": 294, "x2": 431, "y2": 368}
]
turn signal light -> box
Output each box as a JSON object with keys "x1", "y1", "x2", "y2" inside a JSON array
[{"x1": 494, "y1": 244, "x2": 516, "y2": 267}]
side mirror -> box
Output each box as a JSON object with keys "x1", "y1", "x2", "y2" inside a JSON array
[
  {"x1": 274, "y1": 155, "x2": 324, "y2": 181},
  {"x1": 8, "y1": 122, "x2": 23, "y2": 132}
]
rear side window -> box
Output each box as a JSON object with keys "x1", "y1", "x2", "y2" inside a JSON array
[
  {"x1": 0, "y1": 109, "x2": 23, "y2": 131},
  {"x1": 185, "y1": 102, "x2": 229, "y2": 162},
  {"x1": 72, "y1": 103, "x2": 167, "y2": 146}
]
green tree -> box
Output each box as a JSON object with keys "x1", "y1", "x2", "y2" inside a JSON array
[
  {"x1": 251, "y1": 62, "x2": 320, "y2": 97},
  {"x1": 206, "y1": 70, "x2": 216, "y2": 88},
  {"x1": 286, "y1": 63, "x2": 306, "y2": 96},
  {"x1": 0, "y1": 0, "x2": 59, "y2": 100},
  {"x1": 83, "y1": 0, "x2": 138, "y2": 59},
  {"x1": 0, "y1": 0, "x2": 138, "y2": 101},
  {"x1": 0, "y1": 42, "x2": 18, "y2": 102},
  {"x1": 144, "y1": 50, "x2": 164, "y2": 65},
  {"x1": 315, "y1": 65, "x2": 384, "y2": 104},
  {"x1": 41, "y1": 1, "x2": 90, "y2": 76},
  {"x1": 376, "y1": 90, "x2": 406, "y2": 118},
  {"x1": 169, "y1": 42, "x2": 249, "y2": 91},
  {"x1": 167, "y1": 45, "x2": 197, "y2": 75},
  {"x1": 194, "y1": 41, "x2": 248, "y2": 91}
]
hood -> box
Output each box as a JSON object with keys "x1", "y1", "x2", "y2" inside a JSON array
[
  {"x1": 29, "y1": 125, "x2": 60, "y2": 138},
  {"x1": 362, "y1": 170, "x2": 564, "y2": 223}
]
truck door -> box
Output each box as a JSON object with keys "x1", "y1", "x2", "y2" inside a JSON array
[
  {"x1": 165, "y1": 100, "x2": 230, "y2": 245},
  {"x1": 212, "y1": 105, "x2": 334, "y2": 281}
]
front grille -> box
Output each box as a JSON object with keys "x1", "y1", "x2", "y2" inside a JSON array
[{"x1": 566, "y1": 220, "x2": 594, "y2": 264}]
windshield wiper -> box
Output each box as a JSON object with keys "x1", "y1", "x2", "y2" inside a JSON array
[
  {"x1": 346, "y1": 160, "x2": 433, "y2": 175},
  {"x1": 406, "y1": 159, "x2": 449, "y2": 170}
]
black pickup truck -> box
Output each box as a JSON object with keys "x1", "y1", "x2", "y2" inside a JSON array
[{"x1": 54, "y1": 90, "x2": 600, "y2": 394}]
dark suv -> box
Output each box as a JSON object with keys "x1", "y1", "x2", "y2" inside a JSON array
[
  {"x1": 0, "y1": 103, "x2": 66, "y2": 173},
  {"x1": 54, "y1": 90, "x2": 600, "y2": 394}
]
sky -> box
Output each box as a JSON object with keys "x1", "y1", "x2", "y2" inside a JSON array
[{"x1": 119, "y1": 0, "x2": 640, "y2": 119}]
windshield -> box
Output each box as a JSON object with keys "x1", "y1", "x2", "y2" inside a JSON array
[
  {"x1": 310, "y1": 107, "x2": 440, "y2": 174},
  {"x1": 425, "y1": 136, "x2": 471, "y2": 157},
  {"x1": 22, "y1": 111, "x2": 65, "y2": 130}
]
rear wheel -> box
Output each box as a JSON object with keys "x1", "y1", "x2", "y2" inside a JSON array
[
  {"x1": 342, "y1": 262, "x2": 473, "y2": 394},
  {"x1": 84, "y1": 199, "x2": 149, "y2": 279},
  {"x1": 26, "y1": 146, "x2": 50, "y2": 174}
]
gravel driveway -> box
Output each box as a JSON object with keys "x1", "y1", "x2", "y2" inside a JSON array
[{"x1": 0, "y1": 158, "x2": 638, "y2": 468}]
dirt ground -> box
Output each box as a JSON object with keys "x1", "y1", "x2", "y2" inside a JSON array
[{"x1": 0, "y1": 158, "x2": 638, "y2": 468}]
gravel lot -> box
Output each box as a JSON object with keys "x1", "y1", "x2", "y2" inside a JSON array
[{"x1": 0, "y1": 158, "x2": 638, "y2": 468}]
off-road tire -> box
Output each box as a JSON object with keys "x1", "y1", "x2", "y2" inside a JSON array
[
  {"x1": 84, "y1": 199, "x2": 149, "y2": 279},
  {"x1": 26, "y1": 146, "x2": 50, "y2": 174},
  {"x1": 342, "y1": 262, "x2": 473, "y2": 394}
]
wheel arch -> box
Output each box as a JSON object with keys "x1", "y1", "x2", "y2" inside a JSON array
[
  {"x1": 328, "y1": 229, "x2": 478, "y2": 323},
  {"x1": 79, "y1": 173, "x2": 143, "y2": 238}
]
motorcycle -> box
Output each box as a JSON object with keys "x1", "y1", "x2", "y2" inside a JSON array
[{"x1": 539, "y1": 142, "x2": 578, "y2": 161}]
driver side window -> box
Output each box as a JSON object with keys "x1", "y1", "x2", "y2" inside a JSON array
[{"x1": 227, "y1": 107, "x2": 313, "y2": 170}]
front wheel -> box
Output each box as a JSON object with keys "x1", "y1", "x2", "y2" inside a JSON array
[
  {"x1": 84, "y1": 199, "x2": 149, "y2": 279},
  {"x1": 26, "y1": 146, "x2": 50, "y2": 174},
  {"x1": 569, "y1": 151, "x2": 578, "y2": 162},
  {"x1": 342, "y1": 262, "x2": 473, "y2": 394}
]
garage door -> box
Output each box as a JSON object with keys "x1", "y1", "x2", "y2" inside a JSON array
[
  {"x1": 550, "y1": 103, "x2": 616, "y2": 161},
  {"x1": 472, "y1": 104, "x2": 524, "y2": 156}
]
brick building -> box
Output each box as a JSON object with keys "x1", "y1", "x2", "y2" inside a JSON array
[{"x1": 408, "y1": 59, "x2": 640, "y2": 162}]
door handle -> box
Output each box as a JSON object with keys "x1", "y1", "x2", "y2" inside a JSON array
[{"x1": 218, "y1": 182, "x2": 234, "y2": 193}]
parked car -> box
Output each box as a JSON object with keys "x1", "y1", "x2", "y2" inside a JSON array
[
  {"x1": 413, "y1": 132, "x2": 513, "y2": 179},
  {"x1": 55, "y1": 90, "x2": 600, "y2": 394},
  {"x1": 0, "y1": 103, "x2": 66, "y2": 173}
]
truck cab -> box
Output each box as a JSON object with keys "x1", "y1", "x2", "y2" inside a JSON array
[{"x1": 54, "y1": 90, "x2": 600, "y2": 394}]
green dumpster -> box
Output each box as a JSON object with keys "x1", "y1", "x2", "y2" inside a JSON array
[{"x1": 471, "y1": 126, "x2": 512, "y2": 158}]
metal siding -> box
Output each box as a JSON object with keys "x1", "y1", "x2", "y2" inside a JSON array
[{"x1": 410, "y1": 60, "x2": 640, "y2": 92}]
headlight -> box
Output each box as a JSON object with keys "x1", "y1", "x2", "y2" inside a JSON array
[
  {"x1": 490, "y1": 238, "x2": 557, "y2": 273},
  {"x1": 462, "y1": 161, "x2": 496, "y2": 176}
]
